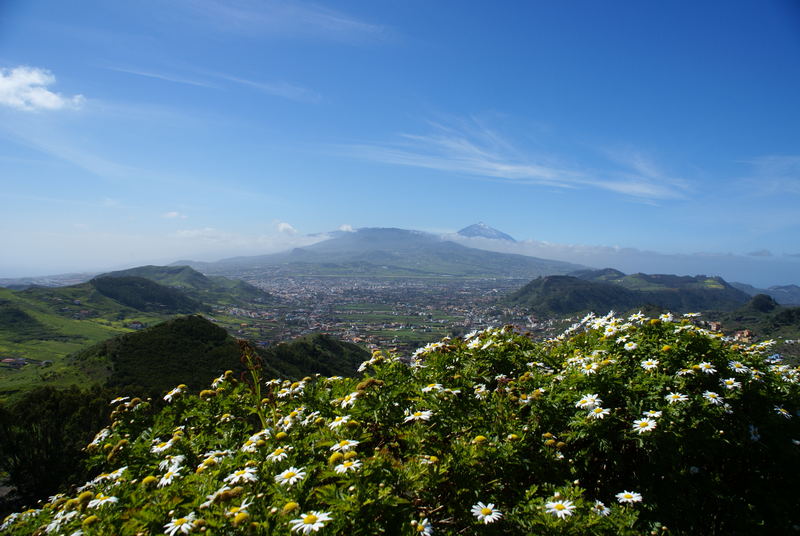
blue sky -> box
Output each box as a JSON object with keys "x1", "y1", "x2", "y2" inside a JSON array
[{"x1": 1, "y1": 1, "x2": 799, "y2": 286}]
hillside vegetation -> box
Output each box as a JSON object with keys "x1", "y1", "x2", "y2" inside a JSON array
[
  {"x1": 510, "y1": 270, "x2": 750, "y2": 315},
  {"x1": 4, "y1": 314, "x2": 798, "y2": 535}
]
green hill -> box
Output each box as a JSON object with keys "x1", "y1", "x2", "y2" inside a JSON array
[
  {"x1": 510, "y1": 270, "x2": 751, "y2": 315},
  {"x1": 72, "y1": 315, "x2": 241, "y2": 395},
  {"x1": 71, "y1": 316, "x2": 368, "y2": 396},
  {"x1": 100, "y1": 265, "x2": 274, "y2": 305},
  {"x1": 89, "y1": 276, "x2": 206, "y2": 314},
  {"x1": 260, "y1": 333, "x2": 369, "y2": 379}
]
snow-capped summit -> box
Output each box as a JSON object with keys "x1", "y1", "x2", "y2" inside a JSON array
[{"x1": 457, "y1": 222, "x2": 516, "y2": 242}]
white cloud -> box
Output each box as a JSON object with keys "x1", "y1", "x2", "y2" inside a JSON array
[
  {"x1": 162, "y1": 211, "x2": 188, "y2": 219},
  {"x1": 338, "y1": 224, "x2": 354, "y2": 232},
  {"x1": 0, "y1": 66, "x2": 84, "y2": 111},
  {"x1": 341, "y1": 118, "x2": 687, "y2": 200},
  {"x1": 277, "y1": 222, "x2": 298, "y2": 234}
]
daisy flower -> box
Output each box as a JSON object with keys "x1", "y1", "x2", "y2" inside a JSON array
[
  {"x1": 404, "y1": 410, "x2": 433, "y2": 423},
  {"x1": 267, "y1": 446, "x2": 293, "y2": 462},
  {"x1": 334, "y1": 459, "x2": 362, "y2": 474},
  {"x1": 774, "y1": 406, "x2": 792, "y2": 419},
  {"x1": 330, "y1": 439, "x2": 359, "y2": 452},
  {"x1": 158, "y1": 469, "x2": 181, "y2": 488},
  {"x1": 163, "y1": 385, "x2": 184, "y2": 402},
  {"x1": 164, "y1": 513, "x2": 197, "y2": 536},
  {"x1": 289, "y1": 511, "x2": 332, "y2": 534},
  {"x1": 703, "y1": 391, "x2": 723, "y2": 405},
  {"x1": 544, "y1": 499, "x2": 576, "y2": 519},
  {"x1": 640, "y1": 359, "x2": 659, "y2": 371},
  {"x1": 588, "y1": 407, "x2": 610, "y2": 420},
  {"x1": 151, "y1": 438, "x2": 175, "y2": 454},
  {"x1": 729, "y1": 361, "x2": 749, "y2": 374},
  {"x1": 665, "y1": 392, "x2": 688, "y2": 404},
  {"x1": 340, "y1": 392, "x2": 359, "y2": 408},
  {"x1": 328, "y1": 415, "x2": 350, "y2": 429},
  {"x1": 413, "y1": 518, "x2": 433, "y2": 535},
  {"x1": 275, "y1": 467, "x2": 306, "y2": 487},
  {"x1": 624, "y1": 342, "x2": 638, "y2": 351},
  {"x1": 224, "y1": 467, "x2": 258, "y2": 485},
  {"x1": 473, "y1": 384, "x2": 488, "y2": 399},
  {"x1": 471, "y1": 502, "x2": 503, "y2": 524},
  {"x1": 422, "y1": 383, "x2": 442, "y2": 393},
  {"x1": 575, "y1": 394, "x2": 602, "y2": 409},
  {"x1": 592, "y1": 500, "x2": 610, "y2": 516},
  {"x1": 581, "y1": 362, "x2": 599, "y2": 375},
  {"x1": 632, "y1": 418, "x2": 656, "y2": 434},
  {"x1": 697, "y1": 362, "x2": 717, "y2": 374},
  {"x1": 87, "y1": 493, "x2": 118, "y2": 509},
  {"x1": 721, "y1": 378, "x2": 741, "y2": 389},
  {"x1": 642, "y1": 410, "x2": 662, "y2": 418},
  {"x1": 616, "y1": 490, "x2": 643, "y2": 503}
]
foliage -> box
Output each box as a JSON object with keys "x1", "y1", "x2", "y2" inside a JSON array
[
  {"x1": 4, "y1": 313, "x2": 799, "y2": 535},
  {"x1": 0, "y1": 385, "x2": 114, "y2": 514}
]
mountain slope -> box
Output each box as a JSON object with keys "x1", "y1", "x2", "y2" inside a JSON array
[
  {"x1": 731, "y1": 282, "x2": 800, "y2": 305},
  {"x1": 183, "y1": 227, "x2": 582, "y2": 278}
]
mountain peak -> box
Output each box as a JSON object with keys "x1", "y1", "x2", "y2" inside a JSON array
[{"x1": 457, "y1": 222, "x2": 516, "y2": 242}]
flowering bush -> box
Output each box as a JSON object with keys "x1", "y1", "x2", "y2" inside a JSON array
[{"x1": 4, "y1": 312, "x2": 799, "y2": 535}]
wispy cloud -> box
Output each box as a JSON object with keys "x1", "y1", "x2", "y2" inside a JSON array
[
  {"x1": 738, "y1": 155, "x2": 800, "y2": 195},
  {"x1": 181, "y1": 0, "x2": 387, "y2": 43},
  {"x1": 104, "y1": 64, "x2": 319, "y2": 103},
  {"x1": 209, "y1": 72, "x2": 321, "y2": 103},
  {"x1": 162, "y1": 211, "x2": 188, "y2": 219},
  {"x1": 0, "y1": 66, "x2": 84, "y2": 111},
  {"x1": 341, "y1": 119, "x2": 688, "y2": 200},
  {"x1": 105, "y1": 66, "x2": 217, "y2": 89}
]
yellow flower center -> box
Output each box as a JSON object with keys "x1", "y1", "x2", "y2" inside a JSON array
[
  {"x1": 639, "y1": 422, "x2": 648, "y2": 428},
  {"x1": 303, "y1": 514, "x2": 318, "y2": 524},
  {"x1": 176, "y1": 518, "x2": 187, "y2": 525},
  {"x1": 555, "y1": 503, "x2": 565, "y2": 511},
  {"x1": 285, "y1": 472, "x2": 296, "y2": 479},
  {"x1": 414, "y1": 412, "x2": 423, "y2": 417},
  {"x1": 344, "y1": 461, "x2": 353, "y2": 467},
  {"x1": 481, "y1": 507, "x2": 492, "y2": 516}
]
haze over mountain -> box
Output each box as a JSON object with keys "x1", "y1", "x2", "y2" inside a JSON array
[
  {"x1": 175, "y1": 227, "x2": 583, "y2": 278},
  {"x1": 457, "y1": 222, "x2": 516, "y2": 242}
]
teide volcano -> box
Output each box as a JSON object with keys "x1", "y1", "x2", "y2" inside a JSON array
[{"x1": 178, "y1": 227, "x2": 583, "y2": 278}]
